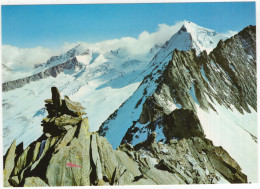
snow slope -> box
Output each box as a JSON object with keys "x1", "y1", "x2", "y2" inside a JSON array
[{"x1": 197, "y1": 98, "x2": 258, "y2": 182}]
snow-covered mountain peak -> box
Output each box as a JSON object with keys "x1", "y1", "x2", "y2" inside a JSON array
[
  {"x1": 182, "y1": 21, "x2": 215, "y2": 32},
  {"x1": 176, "y1": 21, "x2": 234, "y2": 54},
  {"x1": 148, "y1": 21, "x2": 225, "y2": 67},
  {"x1": 43, "y1": 44, "x2": 85, "y2": 69},
  {"x1": 65, "y1": 44, "x2": 85, "y2": 56}
]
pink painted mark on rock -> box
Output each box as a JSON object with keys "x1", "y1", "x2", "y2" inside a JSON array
[{"x1": 66, "y1": 162, "x2": 82, "y2": 168}]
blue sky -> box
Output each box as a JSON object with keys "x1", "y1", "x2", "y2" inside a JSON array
[{"x1": 1, "y1": 2, "x2": 256, "y2": 48}]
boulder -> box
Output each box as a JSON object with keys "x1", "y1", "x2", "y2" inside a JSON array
[
  {"x1": 54, "y1": 115, "x2": 82, "y2": 127},
  {"x1": 9, "y1": 176, "x2": 19, "y2": 186},
  {"x1": 3, "y1": 140, "x2": 16, "y2": 187},
  {"x1": 164, "y1": 109, "x2": 205, "y2": 140},
  {"x1": 24, "y1": 177, "x2": 49, "y2": 187},
  {"x1": 90, "y1": 133, "x2": 103, "y2": 184},
  {"x1": 97, "y1": 136, "x2": 119, "y2": 183},
  {"x1": 46, "y1": 133, "x2": 92, "y2": 186},
  {"x1": 114, "y1": 150, "x2": 142, "y2": 177}
]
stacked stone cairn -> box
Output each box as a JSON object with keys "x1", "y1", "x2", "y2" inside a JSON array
[{"x1": 42, "y1": 87, "x2": 86, "y2": 137}]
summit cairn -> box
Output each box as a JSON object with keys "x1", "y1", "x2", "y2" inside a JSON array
[{"x1": 42, "y1": 87, "x2": 86, "y2": 137}]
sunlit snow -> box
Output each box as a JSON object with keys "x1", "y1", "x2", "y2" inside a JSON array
[{"x1": 196, "y1": 96, "x2": 257, "y2": 183}]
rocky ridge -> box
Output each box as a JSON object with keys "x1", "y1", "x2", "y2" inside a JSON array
[
  {"x1": 2, "y1": 58, "x2": 83, "y2": 92},
  {"x1": 99, "y1": 25, "x2": 256, "y2": 147},
  {"x1": 3, "y1": 88, "x2": 247, "y2": 186}
]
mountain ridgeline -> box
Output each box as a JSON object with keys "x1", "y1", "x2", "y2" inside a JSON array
[
  {"x1": 99, "y1": 25, "x2": 256, "y2": 144},
  {"x1": 2, "y1": 57, "x2": 83, "y2": 92}
]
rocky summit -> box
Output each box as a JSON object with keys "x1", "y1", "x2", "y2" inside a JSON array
[{"x1": 3, "y1": 87, "x2": 247, "y2": 186}]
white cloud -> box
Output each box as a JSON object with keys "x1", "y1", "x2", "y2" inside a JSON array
[
  {"x1": 1, "y1": 20, "x2": 237, "y2": 82},
  {"x1": 1, "y1": 45, "x2": 65, "y2": 82},
  {"x1": 76, "y1": 21, "x2": 186, "y2": 56},
  {"x1": 2, "y1": 45, "x2": 62, "y2": 71}
]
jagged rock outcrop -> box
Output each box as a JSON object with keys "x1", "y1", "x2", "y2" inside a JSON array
[
  {"x1": 122, "y1": 109, "x2": 205, "y2": 145},
  {"x1": 2, "y1": 57, "x2": 83, "y2": 92},
  {"x1": 119, "y1": 133, "x2": 247, "y2": 184},
  {"x1": 3, "y1": 87, "x2": 247, "y2": 186}
]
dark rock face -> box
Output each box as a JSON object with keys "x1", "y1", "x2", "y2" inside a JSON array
[
  {"x1": 122, "y1": 109, "x2": 205, "y2": 145},
  {"x1": 3, "y1": 88, "x2": 247, "y2": 186},
  {"x1": 163, "y1": 109, "x2": 205, "y2": 140},
  {"x1": 2, "y1": 57, "x2": 83, "y2": 92},
  {"x1": 209, "y1": 25, "x2": 256, "y2": 112}
]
